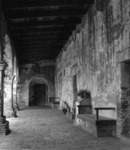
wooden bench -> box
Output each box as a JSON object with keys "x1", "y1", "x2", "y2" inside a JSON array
[
  {"x1": 75, "y1": 107, "x2": 117, "y2": 137},
  {"x1": 95, "y1": 107, "x2": 116, "y2": 137}
]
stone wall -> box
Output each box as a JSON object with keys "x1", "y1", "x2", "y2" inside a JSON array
[
  {"x1": 55, "y1": 0, "x2": 130, "y2": 136},
  {"x1": 18, "y1": 60, "x2": 55, "y2": 108},
  {"x1": 3, "y1": 21, "x2": 19, "y2": 117}
]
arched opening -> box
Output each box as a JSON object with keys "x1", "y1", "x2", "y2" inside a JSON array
[
  {"x1": 27, "y1": 75, "x2": 50, "y2": 107},
  {"x1": 17, "y1": 74, "x2": 55, "y2": 109},
  {"x1": 29, "y1": 82, "x2": 48, "y2": 106}
]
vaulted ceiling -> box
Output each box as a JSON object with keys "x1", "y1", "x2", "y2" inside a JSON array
[{"x1": 2, "y1": 0, "x2": 94, "y2": 65}]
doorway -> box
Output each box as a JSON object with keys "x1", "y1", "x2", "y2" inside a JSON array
[
  {"x1": 29, "y1": 83, "x2": 47, "y2": 106},
  {"x1": 73, "y1": 75, "x2": 78, "y2": 103},
  {"x1": 121, "y1": 61, "x2": 130, "y2": 137}
]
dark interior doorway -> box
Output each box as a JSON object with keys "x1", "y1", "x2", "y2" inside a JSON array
[
  {"x1": 29, "y1": 83, "x2": 47, "y2": 106},
  {"x1": 121, "y1": 61, "x2": 130, "y2": 137},
  {"x1": 72, "y1": 75, "x2": 78, "y2": 118},
  {"x1": 73, "y1": 75, "x2": 78, "y2": 105}
]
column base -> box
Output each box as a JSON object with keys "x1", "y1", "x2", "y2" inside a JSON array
[
  {"x1": 0, "y1": 121, "x2": 10, "y2": 135},
  {"x1": 5, "y1": 110, "x2": 17, "y2": 118},
  {"x1": 11, "y1": 110, "x2": 17, "y2": 118}
]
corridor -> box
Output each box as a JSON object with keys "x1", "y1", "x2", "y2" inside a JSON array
[{"x1": 0, "y1": 107, "x2": 129, "y2": 150}]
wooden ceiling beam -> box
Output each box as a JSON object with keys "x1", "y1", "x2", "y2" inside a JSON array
[
  {"x1": 15, "y1": 41, "x2": 65, "y2": 47},
  {"x1": 16, "y1": 44, "x2": 63, "y2": 50},
  {"x1": 12, "y1": 35, "x2": 68, "y2": 41},
  {"x1": 10, "y1": 24, "x2": 75, "y2": 30},
  {"x1": 17, "y1": 53, "x2": 59, "y2": 59},
  {"x1": 3, "y1": 0, "x2": 93, "y2": 8},
  {"x1": 10, "y1": 26, "x2": 75, "y2": 33},
  {"x1": 5, "y1": 4, "x2": 89, "y2": 11},
  {"x1": 13, "y1": 39, "x2": 67, "y2": 45},
  {"x1": 15, "y1": 44, "x2": 64, "y2": 49},
  {"x1": 17, "y1": 52, "x2": 60, "y2": 57},
  {"x1": 17, "y1": 55, "x2": 59, "y2": 62},
  {"x1": 19, "y1": 55, "x2": 57, "y2": 59},
  {"x1": 18, "y1": 57, "x2": 56, "y2": 64},
  {"x1": 4, "y1": 7, "x2": 86, "y2": 19},
  {"x1": 13, "y1": 38, "x2": 68, "y2": 44},
  {"x1": 12, "y1": 30, "x2": 72, "y2": 36},
  {"x1": 17, "y1": 49, "x2": 60, "y2": 53},
  {"x1": 8, "y1": 20, "x2": 81, "y2": 28},
  {"x1": 16, "y1": 47, "x2": 63, "y2": 51},
  {"x1": 17, "y1": 50, "x2": 62, "y2": 55},
  {"x1": 17, "y1": 52, "x2": 59, "y2": 58},
  {"x1": 8, "y1": 15, "x2": 82, "y2": 23}
]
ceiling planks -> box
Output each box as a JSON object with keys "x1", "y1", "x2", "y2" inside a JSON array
[{"x1": 2, "y1": 0, "x2": 94, "y2": 65}]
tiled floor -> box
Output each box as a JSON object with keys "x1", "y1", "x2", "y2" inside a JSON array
[{"x1": 0, "y1": 107, "x2": 129, "y2": 150}]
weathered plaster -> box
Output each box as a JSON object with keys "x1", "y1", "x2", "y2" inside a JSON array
[
  {"x1": 55, "y1": 0, "x2": 130, "y2": 136},
  {"x1": 3, "y1": 34, "x2": 19, "y2": 117}
]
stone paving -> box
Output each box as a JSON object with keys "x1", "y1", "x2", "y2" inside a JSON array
[{"x1": 0, "y1": 107, "x2": 129, "y2": 150}]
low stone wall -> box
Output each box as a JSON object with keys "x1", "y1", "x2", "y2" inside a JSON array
[
  {"x1": 75, "y1": 114, "x2": 116, "y2": 137},
  {"x1": 75, "y1": 114, "x2": 97, "y2": 136}
]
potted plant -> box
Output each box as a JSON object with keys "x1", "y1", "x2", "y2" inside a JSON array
[
  {"x1": 77, "y1": 89, "x2": 92, "y2": 114},
  {"x1": 77, "y1": 89, "x2": 91, "y2": 99}
]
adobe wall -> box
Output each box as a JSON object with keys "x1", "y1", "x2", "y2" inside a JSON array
[
  {"x1": 55, "y1": 0, "x2": 130, "y2": 136},
  {"x1": 3, "y1": 19, "x2": 19, "y2": 117}
]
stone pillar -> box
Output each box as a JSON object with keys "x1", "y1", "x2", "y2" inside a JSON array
[
  {"x1": 11, "y1": 75, "x2": 17, "y2": 117},
  {"x1": 4, "y1": 75, "x2": 17, "y2": 117},
  {"x1": 0, "y1": 2, "x2": 10, "y2": 134},
  {"x1": 0, "y1": 62, "x2": 10, "y2": 135}
]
